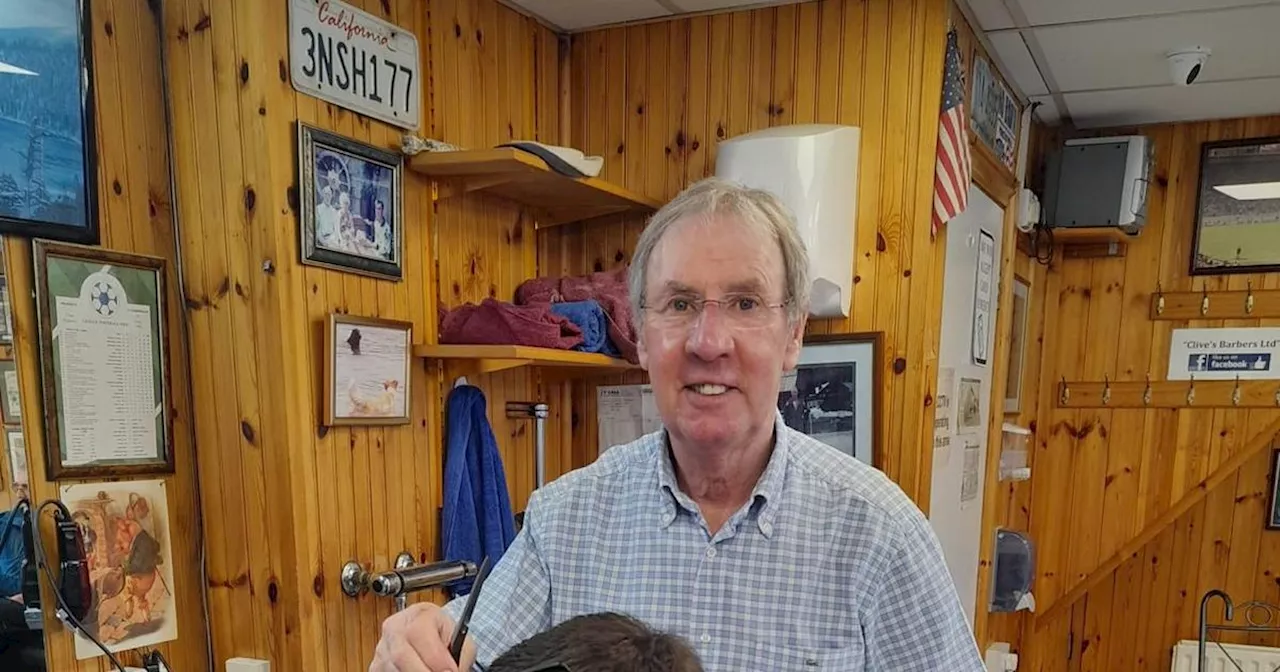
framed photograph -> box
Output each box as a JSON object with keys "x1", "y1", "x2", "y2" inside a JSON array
[
  {"x1": 1004, "y1": 275, "x2": 1031, "y2": 414},
  {"x1": 0, "y1": 0, "x2": 100, "y2": 244},
  {"x1": 1269, "y1": 448, "x2": 1280, "y2": 531},
  {"x1": 60, "y1": 479, "x2": 178, "y2": 659},
  {"x1": 1190, "y1": 136, "x2": 1280, "y2": 274},
  {"x1": 958, "y1": 377, "x2": 983, "y2": 435},
  {"x1": 0, "y1": 359, "x2": 19, "y2": 424},
  {"x1": 0, "y1": 275, "x2": 11, "y2": 344},
  {"x1": 298, "y1": 122, "x2": 402, "y2": 280},
  {"x1": 777, "y1": 332, "x2": 882, "y2": 466},
  {"x1": 6, "y1": 427, "x2": 24, "y2": 490},
  {"x1": 34, "y1": 240, "x2": 174, "y2": 479},
  {"x1": 324, "y1": 313, "x2": 412, "y2": 426}
]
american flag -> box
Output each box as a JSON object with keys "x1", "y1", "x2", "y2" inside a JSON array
[{"x1": 932, "y1": 28, "x2": 971, "y2": 238}]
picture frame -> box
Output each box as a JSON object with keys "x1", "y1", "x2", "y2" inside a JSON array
[
  {"x1": 0, "y1": 359, "x2": 20, "y2": 424},
  {"x1": 324, "y1": 313, "x2": 412, "y2": 426},
  {"x1": 1190, "y1": 136, "x2": 1280, "y2": 275},
  {"x1": 6, "y1": 427, "x2": 25, "y2": 491},
  {"x1": 1269, "y1": 448, "x2": 1280, "y2": 531},
  {"x1": 297, "y1": 122, "x2": 403, "y2": 281},
  {"x1": 33, "y1": 239, "x2": 174, "y2": 479},
  {"x1": 777, "y1": 332, "x2": 882, "y2": 467},
  {"x1": 0, "y1": 0, "x2": 101, "y2": 245},
  {"x1": 0, "y1": 275, "x2": 11, "y2": 344},
  {"x1": 1004, "y1": 275, "x2": 1031, "y2": 414}
]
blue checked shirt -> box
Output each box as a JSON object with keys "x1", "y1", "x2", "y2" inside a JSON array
[{"x1": 443, "y1": 412, "x2": 984, "y2": 671}]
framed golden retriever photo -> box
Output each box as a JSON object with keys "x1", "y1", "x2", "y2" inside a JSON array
[{"x1": 324, "y1": 313, "x2": 412, "y2": 426}]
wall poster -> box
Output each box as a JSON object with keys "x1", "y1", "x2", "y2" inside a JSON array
[
  {"x1": 33, "y1": 240, "x2": 173, "y2": 479},
  {"x1": 972, "y1": 229, "x2": 995, "y2": 366},
  {"x1": 969, "y1": 53, "x2": 1019, "y2": 170},
  {"x1": 61, "y1": 479, "x2": 177, "y2": 660}
]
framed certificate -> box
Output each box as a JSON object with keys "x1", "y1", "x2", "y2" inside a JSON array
[{"x1": 34, "y1": 240, "x2": 174, "y2": 479}]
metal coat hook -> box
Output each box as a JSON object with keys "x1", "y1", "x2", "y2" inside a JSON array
[
  {"x1": 454, "y1": 376, "x2": 469, "y2": 389},
  {"x1": 1143, "y1": 373, "x2": 1153, "y2": 406},
  {"x1": 1059, "y1": 377, "x2": 1071, "y2": 405},
  {"x1": 1274, "y1": 385, "x2": 1280, "y2": 407},
  {"x1": 1246, "y1": 281, "x2": 1255, "y2": 315},
  {"x1": 1102, "y1": 375, "x2": 1112, "y2": 406},
  {"x1": 1187, "y1": 375, "x2": 1196, "y2": 406},
  {"x1": 1201, "y1": 283, "x2": 1210, "y2": 316},
  {"x1": 1155, "y1": 282, "x2": 1165, "y2": 316},
  {"x1": 1232, "y1": 376, "x2": 1242, "y2": 407}
]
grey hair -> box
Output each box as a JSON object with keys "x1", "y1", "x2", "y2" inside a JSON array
[{"x1": 628, "y1": 176, "x2": 811, "y2": 327}]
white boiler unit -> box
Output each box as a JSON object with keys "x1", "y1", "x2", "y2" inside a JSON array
[{"x1": 714, "y1": 124, "x2": 860, "y2": 319}]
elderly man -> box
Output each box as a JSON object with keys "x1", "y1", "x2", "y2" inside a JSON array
[{"x1": 370, "y1": 178, "x2": 983, "y2": 671}]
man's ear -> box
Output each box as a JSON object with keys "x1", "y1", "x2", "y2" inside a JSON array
[{"x1": 782, "y1": 313, "x2": 807, "y2": 371}]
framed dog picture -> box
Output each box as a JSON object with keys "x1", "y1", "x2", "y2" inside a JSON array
[
  {"x1": 324, "y1": 313, "x2": 412, "y2": 426},
  {"x1": 297, "y1": 122, "x2": 403, "y2": 280}
]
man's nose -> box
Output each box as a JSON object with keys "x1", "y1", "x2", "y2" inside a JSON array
[{"x1": 685, "y1": 304, "x2": 734, "y2": 360}]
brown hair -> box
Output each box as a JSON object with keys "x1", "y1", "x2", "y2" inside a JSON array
[{"x1": 487, "y1": 612, "x2": 704, "y2": 672}]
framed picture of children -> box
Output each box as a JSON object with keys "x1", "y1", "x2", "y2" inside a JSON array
[{"x1": 297, "y1": 122, "x2": 402, "y2": 280}]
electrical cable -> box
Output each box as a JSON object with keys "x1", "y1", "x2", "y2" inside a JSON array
[{"x1": 29, "y1": 499, "x2": 127, "y2": 672}]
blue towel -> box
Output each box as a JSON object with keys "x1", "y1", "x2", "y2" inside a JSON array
[
  {"x1": 550, "y1": 299, "x2": 619, "y2": 356},
  {"x1": 442, "y1": 385, "x2": 517, "y2": 598}
]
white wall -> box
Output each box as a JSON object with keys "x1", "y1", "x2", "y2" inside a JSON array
[{"x1": 928, "y1": 184, "x2": 1005, "y2": 626}]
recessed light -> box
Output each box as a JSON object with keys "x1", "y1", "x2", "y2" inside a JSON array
[{"x1": 1212, "y1": 182, "x2": 1280, "y2": 201}]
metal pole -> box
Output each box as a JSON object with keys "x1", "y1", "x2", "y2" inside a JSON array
[{"x1": 533, "y1": 403, "x2": 549, "y2": 489}]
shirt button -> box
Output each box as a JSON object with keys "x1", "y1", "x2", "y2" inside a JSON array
[
  {"x1": 700, "y1": 633, "x2": 711, "y2": 644},
  {"x1": 760, "y1": 522, "x2": 772, "y2": 535},
  {"x1": 705, "y1": 547, "x2": 717, "y2": 559}
]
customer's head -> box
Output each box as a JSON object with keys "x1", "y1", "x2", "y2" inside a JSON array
[
  {"x1": 628, "y1": 177, "x2": 810, "y2": 453},
  {"x1": 487, "y1": 612, "x2": 703, "y2": 672}
]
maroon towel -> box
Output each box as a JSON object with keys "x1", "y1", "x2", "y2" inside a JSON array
[
  {"x1": 439, "y1": 298, "x2": 584, "y2": 350},
  {"x1": 515, "y1": 266, "x2": 639, "y2": 364}
]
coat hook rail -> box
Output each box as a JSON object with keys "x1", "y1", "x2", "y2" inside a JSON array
[
  {"x1": 1057, "y1": 378, "x2": 1280, "y2": 408},
  {"x1": 1149, "y1": 287, "x2": 1280, "y2": 320}
]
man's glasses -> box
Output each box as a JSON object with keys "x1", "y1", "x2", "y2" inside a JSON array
[{"x1": 641, "y1": 293, "x2": 790, "y2": 331}]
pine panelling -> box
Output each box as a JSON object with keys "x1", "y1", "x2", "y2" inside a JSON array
[
  {"x1": 546, "y1": 0, "x2": 952, "y2": 503},
  {"x1": 160, "y1": 0, "x2": 559, "y2": 670},
  {"x1": 1010, "y1": 113, "x2": 1280, "y2": 668},
  {"x1": 0, "y1": 0, "x2": 210, "y2": 669}
]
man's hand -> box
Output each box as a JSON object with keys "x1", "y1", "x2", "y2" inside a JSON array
[{"x1": 370, "y1": 603, "x2": 478, "y2": 672}]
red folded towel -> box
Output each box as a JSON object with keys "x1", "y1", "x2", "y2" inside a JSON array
[
  {"x1": 439, "y1": 298, "x2": 584, "y2": 350},
  {"x1": 515, "y1": 266, "x2": 639, "y2": 364}
]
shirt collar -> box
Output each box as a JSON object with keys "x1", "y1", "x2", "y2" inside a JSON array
[{"x1": 655, "y1": 411, "x2": 790, "y2": 538}]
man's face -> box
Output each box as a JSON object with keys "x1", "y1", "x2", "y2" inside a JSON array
[{"x1": 637, "y1": 214, "x2": 805, "y2": 452}]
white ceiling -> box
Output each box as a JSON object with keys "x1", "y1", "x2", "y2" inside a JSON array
[
  {"x1": 964, "y1": 0, "x2": 1280, "y2": 128},
  {"x1": 502, "y1": 0, "x2": 803, "y2": 32}
]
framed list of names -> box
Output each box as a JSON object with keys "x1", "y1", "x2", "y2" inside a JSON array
[{"x1": 34, "y1": 240, "x2": 173, "y2": 479}]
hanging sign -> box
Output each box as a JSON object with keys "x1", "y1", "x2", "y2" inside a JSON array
[
  {"x1": 971, "y1": 229, "x2": 995, "y2": 366},
  {"x1": 288, "y1": 0, "x2": 421, "y2": 130},
  {"x1": 1168, "y1": 327, "x2": 1280, "y2": 380}
]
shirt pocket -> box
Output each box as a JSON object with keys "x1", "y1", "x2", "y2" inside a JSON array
[{"x1": 748, "y1": 639, "x2": 865, "y2": 671}]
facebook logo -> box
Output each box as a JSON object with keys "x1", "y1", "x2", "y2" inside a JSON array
[{"x1": 1187, "y1": 353, "x2": 1271, "y2": 372}]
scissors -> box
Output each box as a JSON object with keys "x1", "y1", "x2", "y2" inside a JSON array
[{"x1": 449, "y1": 556, "x2": 494, "y2": 664}]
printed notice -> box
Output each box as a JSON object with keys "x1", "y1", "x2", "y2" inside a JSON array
[
  {"x1": 961, "y1": 439, "x2": 982, "y2": 508},
  {"x1": 1168, "y1": 327, "x2": 1280, "y2": 380},
  {"x1": 596, "y1": 384, "x2": 662, "y2": 457},
  {"x1": 933, "y1": 367, "x2": 955, "y2": 467},
  {"x1": 55, "y1": 292, "x2": 157, "y2": 466},
  {"x1": 972, "y1": 229, "x2": 995, "y2": 366}
]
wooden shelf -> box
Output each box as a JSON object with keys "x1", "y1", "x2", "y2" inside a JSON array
[
  {"x1": 414, "y1": 343, "x2": 637, "y2": 375},
  {"x1": 408, "y1": 148, "x2": 662, "y2": 227},
  {"x1": 1047, "y1": 227, "x2": 1138, "y2": 245}
]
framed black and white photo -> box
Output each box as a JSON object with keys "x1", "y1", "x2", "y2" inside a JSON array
[
  {"x1": 0, "y1": 0, "x2": 100, "y2": 244},
  {"x1": 297, "y1": 122, "x2": 403, "y2": 280},
  {"x1": 1191, "y1": 136, "x2": 1280, "y2": 275},
  {"x1": 1268, "y1": 448, "x2": 1280, "y2": 531},
  {"x1": 777, "y1": 332, "x2": 882, "y2": 466},
  {"x1": 0, "y1": 359, "x2": 19, "y2": 425}
]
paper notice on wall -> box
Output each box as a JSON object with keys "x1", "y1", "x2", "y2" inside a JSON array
[
  {"x1": 597, "y1": 384, "x2": 662, "y2": 457},
  {"x1": 933, "y1": 367, "x2": 955, "y2": 468},
  {"x1": 1168, "y1": 327, "x2": 1280, "y2": 380},
  {"x1": 960, "y1": 439, "x2": 982, "y2": 508}
]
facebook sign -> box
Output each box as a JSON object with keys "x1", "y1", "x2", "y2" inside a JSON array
[{"x1": 1187, "y1": 353, "x2": 1272, "y2": 373}]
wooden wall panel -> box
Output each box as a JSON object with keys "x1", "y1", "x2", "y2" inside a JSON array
[
  {"x1": 0, "y1": 0, "x2": 209, "y2": 669},
  {"x1": 547, "y1": 0, "x2": 952, "y2": 505},
  {"x1": 1006, "y1": 113, "x2": 1280, "y2": 668},
  {"x1": 160, "y1": 0, "x2": 559, "y2": 669}
]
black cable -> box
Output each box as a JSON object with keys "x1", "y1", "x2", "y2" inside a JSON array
[{"x1": 31, "y1": 499, "x2": 128, "y2": 672}]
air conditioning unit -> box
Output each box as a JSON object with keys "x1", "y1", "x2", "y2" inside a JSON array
[{"x1": 1042, "y1": 134, "x2": 1153, "y2": 234}]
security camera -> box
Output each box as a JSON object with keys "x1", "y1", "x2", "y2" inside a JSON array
[{"x1": 1166, "y1": 47, "x2": 1210, "y2": 86}]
